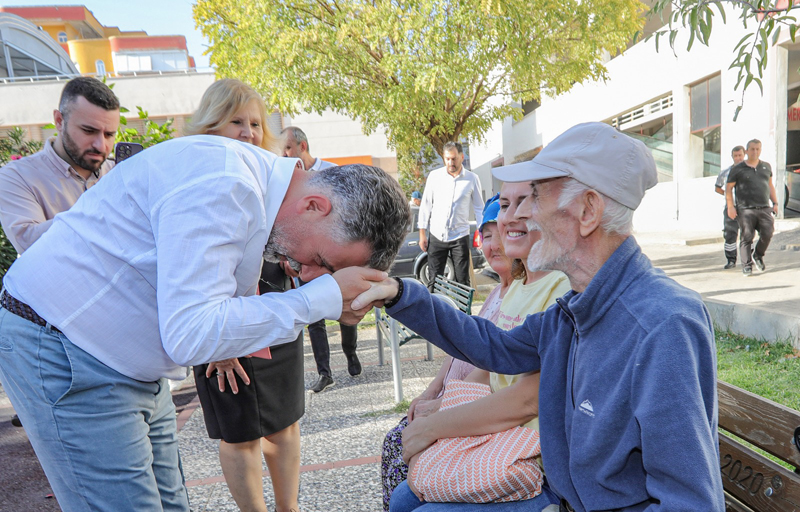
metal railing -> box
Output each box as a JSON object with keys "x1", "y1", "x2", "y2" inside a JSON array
[{"x1": 0, "y1": 67, "x2": 215, "y2": 85}]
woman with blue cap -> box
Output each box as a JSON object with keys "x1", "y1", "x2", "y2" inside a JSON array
[{"x1": 380, "y1": 193, "x2": 515, "y2": 510}]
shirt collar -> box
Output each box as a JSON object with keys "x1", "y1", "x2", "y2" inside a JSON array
[{"x1": 446, "y1": 166, "x2": 465, "y2": 179}]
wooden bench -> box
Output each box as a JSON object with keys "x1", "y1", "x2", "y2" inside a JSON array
[
  {"x1": 718, "y1": 380, "x2": 800, "y2": 511},
  {"x1": 375, "y1": 276, "x2": 476, "y2": 402}
]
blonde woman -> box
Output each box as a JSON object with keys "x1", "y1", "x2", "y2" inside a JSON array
[{"x1": 188, "y1": 79, "x2": 303, "y2": 512}]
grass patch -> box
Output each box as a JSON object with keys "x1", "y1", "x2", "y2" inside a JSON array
[
  {"x1": 715, "y1": 331, "x2": 800, "y2": 411},
  {"x1": 362, "y1": 399, "x2": 411, "y2": 418},
  {"x1": 715, "y1": 330, "x2": 800, "y2": 471}
]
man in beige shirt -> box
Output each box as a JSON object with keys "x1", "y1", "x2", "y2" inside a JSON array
[
  {"x1": 0, "y1": 77, "x2": 119, "y2": 254},
  {"x1": 0, "y1": 77, "x2": 119, "y2": 427}
]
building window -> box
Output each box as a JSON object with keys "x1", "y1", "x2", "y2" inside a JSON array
[
  {"x1": 690, "y1": 75, "x2": 722, "y2": 177},
  {"x1": 95, "y1": 60, "x2": 106, "y2": 77},
  {"x1": 521, "y1": 99, "x2": 540, "y2": 117},
  {"x1": 57, "y1": 32, "x2": 68, "y2": 44},
  {"x1": 690, "y1": 75, "x2": 721, "y2": 132}
]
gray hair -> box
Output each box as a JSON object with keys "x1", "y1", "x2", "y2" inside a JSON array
[
  {"x1": 557, "y1": 178, "x2": 634, "y2": 236},
  {"x1": 282, "y1": 126, "x2": 309, "y2": 152},
  {"x1": 307, "y1": 164, "x2": 411, "y2": 270}
]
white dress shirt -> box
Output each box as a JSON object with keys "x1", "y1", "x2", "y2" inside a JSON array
[
  {"x1": 3, "y1": 135, "x2": 343, "y2": 381},
  {"x1": 418, "y1": 166, "x2": 483, "y2": 242}
]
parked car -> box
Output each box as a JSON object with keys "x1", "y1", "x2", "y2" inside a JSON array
[
  {"x1": 389, "y1": 207, "x2": 486, "y2": 287},
  {"x1": 786, "y1": 165, "x2": 800, "y2": 213}
]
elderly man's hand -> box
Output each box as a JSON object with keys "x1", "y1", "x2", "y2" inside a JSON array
[
  {"x1": 350, "y1": 277, "x2": 400, "y2": 311},
  {"x1": 332, "y1": 267, "x2": 389, "y2": 324}
]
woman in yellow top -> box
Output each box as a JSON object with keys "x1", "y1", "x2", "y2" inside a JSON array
[{"x1": 391, "y1": 180, "x2": 571, "y2": 512}]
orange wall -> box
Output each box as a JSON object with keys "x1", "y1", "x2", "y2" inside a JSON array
[{"x1": 323, "y1": 155, "x2": 374, "y2": 166}]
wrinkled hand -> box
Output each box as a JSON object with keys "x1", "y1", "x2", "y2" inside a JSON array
[
  {"x1": 402, "y1": 414, "x2": 437, "y2": 464},
  {"x1": 419, "y1": 232, "x2": 428, "y2": 253},
  {"x1": 350, "y1": 277, "x2": 400, "y2": 312},
  {"x1": 333, "y1": 267, "x2": 389, "y2": 324},
  {"x1": 727, "y1": 204, "x2": 737, "y2": 220},
  {"x1": 408, "y1": 398, "x2": 441, "y2": 422},
  {"x1": 206, "y1": 358, "x2": 250, "y2": 394}
]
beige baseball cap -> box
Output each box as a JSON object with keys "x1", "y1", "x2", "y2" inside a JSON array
[{"x1": 492, "y1": 122, "x2": 658, "y2": 209}]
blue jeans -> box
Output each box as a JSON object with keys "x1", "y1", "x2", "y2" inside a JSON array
[
  {"x1": 389, "y1": 480, "x2": 560, "y2": 512},
  {"x1": 0, "y1": 308, "x2": 190, "y2": 511}
]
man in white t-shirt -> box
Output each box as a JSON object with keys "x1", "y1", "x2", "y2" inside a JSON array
[{"x1": 282, "y1": 126, "x2": 361, "y2": 393}]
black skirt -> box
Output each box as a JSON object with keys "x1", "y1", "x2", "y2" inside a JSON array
[{"x1": 193, "y1": 261, "x2": 305, "y2": 443}]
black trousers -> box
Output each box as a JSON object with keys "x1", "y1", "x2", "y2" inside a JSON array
[
  {"x1": 308, "y1": 320, "x2": 357, "y2": 377},
  {"x1": 723, "y1": 208, "x2": 739, "y2": 263},
  {"x1": 736, "y1": 206, "x2": 774, "y2": 267},
  {"x1": 426, "y1": 234, "x2": 471, "y2": 292}
]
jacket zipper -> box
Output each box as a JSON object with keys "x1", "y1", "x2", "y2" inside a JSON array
[{"x1": 556, "y1": 297, "x2": 580, "y2": 408}]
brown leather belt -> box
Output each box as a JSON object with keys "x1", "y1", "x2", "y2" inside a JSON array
[{"x1": 0, "y1": 289, "x2": 60, "y2": 333}]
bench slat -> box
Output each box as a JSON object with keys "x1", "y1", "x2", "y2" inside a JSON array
[
  {"x1": 719, "y1": 435, "x2": 800, "y2": 512},
  {"x1": 718, "y1": 381, "x2": 800, "y2": 468}
]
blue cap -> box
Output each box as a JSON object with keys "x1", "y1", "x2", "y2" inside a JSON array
[
  {"x1": 480, "y1": 193, "x2": 500, "y2": 233},
  {"x1": 411, "y1": 191, "x2": 422, "y2": 199}
]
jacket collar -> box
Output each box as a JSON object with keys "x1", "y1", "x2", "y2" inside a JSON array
[{"x1": 565, "y1": 236, "x2": 652, "y2": 332}]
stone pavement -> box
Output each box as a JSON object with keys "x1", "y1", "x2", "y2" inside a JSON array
[{"x1": 2, "y1": 218, "x2": 799, "y2": 510}]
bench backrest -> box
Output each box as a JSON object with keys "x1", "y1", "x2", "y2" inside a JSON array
[
  {"x1": 432, "y1": 275, "x2": 474, "y2": 314},
  {"x1": 717, "y1": 380, "x2": 800, "y2": 511}
]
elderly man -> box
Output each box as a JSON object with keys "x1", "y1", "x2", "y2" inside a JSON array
[
  {"x1": 353, "y1": 122, "x2": 724, "y2": 511},
  {"x1": 0, "y1": 135, "x2": 409, "y2": 511}
]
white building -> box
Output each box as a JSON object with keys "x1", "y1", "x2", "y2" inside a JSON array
[{"x1": 470, "y1": 9, "x2": 798, "y2": 233}]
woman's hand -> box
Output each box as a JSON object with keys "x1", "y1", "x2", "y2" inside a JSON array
[
  {"x1": 206, "y1": 358, "x2": 250, "y2": 394},
  {"x1": 408, "y1": 398, "x2": 441, "y2": 422},
  {"x1": 402, "y1": 414, "x2": 437, "y2": 464}
]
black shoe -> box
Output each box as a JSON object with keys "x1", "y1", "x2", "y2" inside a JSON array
[
  {"x1": 753, "y1": 256, "x2": 765, "y2": 271},
  {"x1": 11, "y1": 414, "x2": 22, "y2": 427},
  {"x1": 311, "y1": 375, "x2": 335, "y2": 393},
  {"x1": 743, "y1": 265, "x2": 752, "y2": 276},
  {"x1": 723, "y1": 261, "x2": 736, "y2": 270},
  {"x1": 346, "y1": 353, "x2": 362, "y2": 376}
]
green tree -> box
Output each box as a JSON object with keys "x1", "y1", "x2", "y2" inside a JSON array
[
  {"x1": 194, "y1": 0, "x2": 644, "y2": 159},
  {"x1": 398, "y1": 144, "x2": 438, "y2": 198}
]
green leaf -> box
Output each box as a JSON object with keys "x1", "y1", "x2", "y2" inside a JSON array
[
  {"x1": 791, "y1": 23, "x2": 797, "y2": 42},
  {"x1": 753, "y1": 77, "x2": 764, "y2": 94},
  {"x1": 120, "y1": 117, "x2": 128, "y2": 126},
  {"x1": 772, "y1": 26, "x2": 782, "y2": 46},
  {"x1": 119, "y1": 106, "x2": 130, "y2": 114},
  {"x1": 733, "y1": 105, "x2": 742, "y2": 122},
  {"x1": 41, "y1": 123, "x2": 56, "y2": 130},
  {"x1": 733, "y1": 33, "x2": 753, "y2": 52}
]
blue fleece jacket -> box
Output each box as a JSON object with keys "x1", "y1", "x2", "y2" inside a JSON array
[{"x1": 389, "y1": 237, "x2": 724, "y2": 511}]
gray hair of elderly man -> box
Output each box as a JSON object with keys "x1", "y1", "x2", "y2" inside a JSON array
[
  {"x1": 557, "y1": 178, "x2": 635, "y2": 236},
  {"x1": 307, "y1": 163, "x2": 411, "y2": 271}
]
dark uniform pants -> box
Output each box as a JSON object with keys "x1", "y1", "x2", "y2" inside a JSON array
[
  {"x1": 723, "y1": 208, "x2": 739, "y2": 263},
  {"x1": 737, "y1": 206, "x2": 774, "y2": 267}
]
